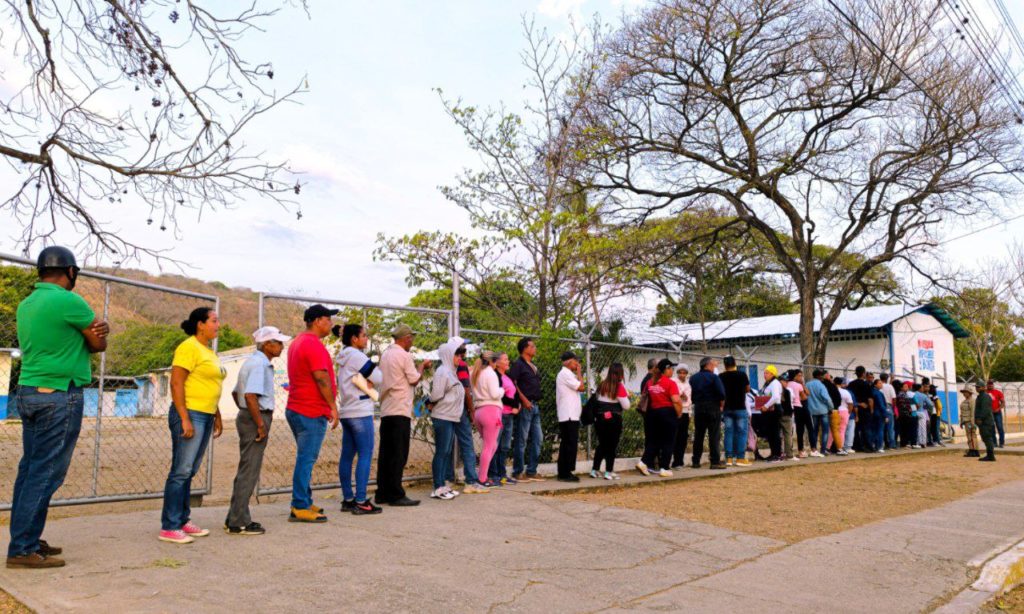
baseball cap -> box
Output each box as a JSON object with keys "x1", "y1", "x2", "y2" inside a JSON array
[
  {"x1": 252, "y1": 326, "x2": 291, "y2": 344},
  {"x1": 303, "y1": 304, "x2": 339, "y2": 323},
  {"x1": 834, "y1": 376, "x2": 846, "y2": 385},
  {"x1": 657, "y1": 358, "x2": 677, "y2": 371},
  {"x1": 560, "y1": 350, "x2": 578, "y2": 362},
  {"x1": 391, "y1": 323, "x2": 417, "y2": 339}
]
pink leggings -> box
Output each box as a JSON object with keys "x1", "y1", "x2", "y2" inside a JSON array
[{"x1": 473, "y1": 405, "x2": 503, "y2": 483}]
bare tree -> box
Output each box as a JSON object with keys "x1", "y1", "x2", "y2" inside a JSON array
[
  {"x1": 576, "y1": 0, "x2": 1023, "y2": 364},
  {"x1": 0, "y1": 0, "x2": 306, "y2": 259}
]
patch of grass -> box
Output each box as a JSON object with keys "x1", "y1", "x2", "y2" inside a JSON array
[{"x1": 0, "y1": 589, "x2": 31, "y2": 613}]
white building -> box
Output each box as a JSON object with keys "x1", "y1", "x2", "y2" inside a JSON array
[{"x1": 633, "y1": 303, "x2": 969, "y2": 422}]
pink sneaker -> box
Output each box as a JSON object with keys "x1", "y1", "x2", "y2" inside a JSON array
[
  {"x1": 181, "y1": 522, "x2": 209, "y2": 537},
  {"x1": 158, "y1": 530, "x2": 194, "y2": 544}
]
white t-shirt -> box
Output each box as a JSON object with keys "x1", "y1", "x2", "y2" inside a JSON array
[
  {"x1": 881, "y1": 383, "x2": 896, "y2": 408},
  {"x1": 555, "y1": 366, "x2": 583, "y2": 422},
  {"x1": 677, "y1": 380, "x2": 692, "y2": 414},
  {"x1": 839, "y1": 388, "x2": 854, "y2": 412},
  {"x1": 335, "y1": 346, "x2": 382, "y2": 419}
]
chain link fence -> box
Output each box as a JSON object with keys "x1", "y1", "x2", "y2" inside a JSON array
[
  {"x1": 255, "y1": 293, "x2": 452, "y2": 496},
  {"x1": 0, "y1": 254, "x2": 218, "y2": 510}
]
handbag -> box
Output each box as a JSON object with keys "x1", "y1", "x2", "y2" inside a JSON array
[
  {"x1": 636, "y1": 390, "x2": 650, "y2": 414},
  {"x1": 581, "y1": 393, "x2": 598, "y2": 425}
]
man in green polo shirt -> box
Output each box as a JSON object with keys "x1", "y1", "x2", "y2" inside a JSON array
[{"x1": 7, "y1": 247, "x2": 108, "y2": 569}]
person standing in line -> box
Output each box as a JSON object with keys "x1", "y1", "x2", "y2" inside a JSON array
[
  {"x1": 690, "y1": 357, "x2": 727, "y2": 470},
  {"x1": 471, "y1": 350, "x2": 504, "y2": 488},
  {"x1": 427, "y1": 337, "x2": 466, "y2": 500},
  {"x1": 928, "y1": 384, "x2": 945, "y2": 447},
  {"x1": 778, "y1": 371, "x2": 798, "y2": 460},
  {"x1": 760, "y1": 365, "x2": 785, "y2": 462},
  {"x1": 879, "y1": 373, "x2": 897, "y2": 450},
  {"x1": 960, "y1": 387, "x2": 979, "y2": 457},
  {"x1": 719, "y1": 356, "x2": 751, "y2": 467},
  {"x1": 821, "y1": 372, "x2": 843, "y2": 453},
  {"x1": 912, "y1": 383, "x2": 933, "y2": 449},
  {"x1": 975, "y1": 382, "x2": 997, "y2": 461},
  {"x1": 590, "y1": 363, "x2": 630, "y2": 480},
  {"x1": 895, "y1": 381, "x2": 918, "y2": 448},
  {"x1": 747, "y1": 382, "x2": 764, "y2": 461},
  {"x1": 490, "y1": 352, "x2": 519, "y2": 485},
  {"x1": 638, "y1": 357, "x2": 661, "y2": 472},
  {"x1": 7, "y1": 247, "x2": 108, "y2": 568},
  {"x1": 510, "y1": 338, "x2": 544, "y2": 482},
  {"x1": 225, "y1": 326, "x2": 291, "y2": 535},
  {"x1": 160, "y1": 307, "x2": 225, "y2": 542},
  {"x1": 987, "y1": 380, "x2": 1005, "y2": 448},
  {"x1": 788, "y1": 370, "x2": 811, "y2": 458},
  {"x1": 805, "y1": 369, "x2": 832, "y2": 457},
  {"x1": 671, "y1": 364, "x2": 692, "y2": 469},
  {"x1": 375, "y1": 324, "x2": 431, "y2": 507},
  {"x1": 637, "y1": 358, "x2": 683, "y2": 476},
  {"x1": 828, "y1": 377, "x2": 851, "y2": 455},
  {"x1": 448, "y1": 344, "x2": 487, "y2": 493},
  {"x1": 870, "y1": 377, "x2": 889, "y2": 453},
  {"x1": 847, "y1": 366, "x2": 874, "y2": 452},
  {"x1": 284, "y1": 305, "x2": 339, "y2": 523},
  {"x1": 334, "y1": 323, "x2": 384, "y2": 516},
  {"x1": 555, "y1": 351, "x2": 587, "y2": 482}
]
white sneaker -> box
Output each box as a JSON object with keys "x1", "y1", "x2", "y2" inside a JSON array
[
  {"x1": 589, "y1": 469, "x2": 600, "y2": 479},
  {"x1": 659, "y1": 469, "x2": 673, "y2": 477},
  {"x1": 636, "y1": 461, "x2": 650, "y2": 476},
  {"x1": 463, "y1": 484, "x2": 489, "y2": 494},
  {"x1": 837, "y1": 450, "x2": 849, "y2": 456},
  {"x1": 789, "y1": 456, "x2": 801, "y2": 461},
  {"x1": 810, "y1": 451, "x2": 824, "y2": 458},
  {"x1": 603, "y1": 472, "x2": 618, "y2": 480}
]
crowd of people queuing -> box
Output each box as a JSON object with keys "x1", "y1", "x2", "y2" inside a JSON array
[{"x1": 5, "y1": 247, "x2": 1009, "y2": 568}]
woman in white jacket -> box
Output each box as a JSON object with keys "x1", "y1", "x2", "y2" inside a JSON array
[{"x1": 471, "y1": 350, "x2": 504, "y2": 487}]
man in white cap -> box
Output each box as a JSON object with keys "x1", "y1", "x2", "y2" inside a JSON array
[{"x1": 225, "y1": 326, "x2": 290, "y2": 535}]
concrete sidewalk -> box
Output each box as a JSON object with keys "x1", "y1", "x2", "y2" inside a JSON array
[{"x1": 2, "y1": 464, "x2": 1023, "y2": 612}]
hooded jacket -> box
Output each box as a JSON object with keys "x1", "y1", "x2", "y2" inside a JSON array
[{"x1": 429, "y1": 338, "x2": 465, "y2": 422}]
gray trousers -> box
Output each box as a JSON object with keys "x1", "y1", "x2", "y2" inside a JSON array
[{"x1": 226, "y1": 410, "x2": 273, "y2": 527}]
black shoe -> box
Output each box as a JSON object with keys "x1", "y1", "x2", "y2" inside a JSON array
[
  {"x1": 224, "y1": 522, "x2": 266, "y2": 536},
  {"x1": 670, "y1": 464, "x2": 685, "y2": 469},
  {"x1": 388, "y1": 497, "x2": 420, "y2": 507},
  {"x1": 341, "y1": 499, "x2": 357, "y2": 512},
  {"x1": 980, "y1": 455, "x2": 996, "y2": 462},
  {"x1": 352, "y1": 500, "x2": 383, "y2": 515},
  {"x1": 557, "y1": 475, "x2": 581, "y2": 482},
  {"x1": 37, "y1": 540, "x2": 62, "y2": 556},
  {"x1": 691, "y1": 463, "x2": 701, "y2": 469},
  {"x1": 710, "y1": 463, "x2": 728, "y2": 470}
]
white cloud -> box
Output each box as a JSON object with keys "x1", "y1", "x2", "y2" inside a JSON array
[{"x1": 536, "y1": 0, "x2": 588, "y2": 18}]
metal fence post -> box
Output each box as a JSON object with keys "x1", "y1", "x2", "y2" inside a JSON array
[
  {"x1": 204, "y1": 294, "x2": 221, "y2": 500},
  {"x1": 451, "y1": 270, "x2": 460, "y2": 337},
  {"x1": 91, "y1": 282, "x2": 111, "y2": 496},
  {"x1": 584, "y1": 333, "x2": 593, "y2": 461}
]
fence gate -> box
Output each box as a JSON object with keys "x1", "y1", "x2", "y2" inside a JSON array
[
  {"x1": 0, "y1": 253, "x2": 219, "y2": 509},
  {"x1": 255, "y1": 293, "x2": 452, "y2": 496}
]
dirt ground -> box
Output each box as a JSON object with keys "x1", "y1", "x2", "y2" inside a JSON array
[
  {"x1": 564, "y1": 451, "x2": 1024, "y2": 544},
  {"x1": 0, "y1": 590, "x2": 29, "y2": 614},
  {"x1": 984, "y1": 584, "x2": 1024, "y2": 613}
]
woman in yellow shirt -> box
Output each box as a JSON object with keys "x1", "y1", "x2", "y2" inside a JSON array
[{"x1": 159, "y1": 307, "x2": 225, "y2": 544}]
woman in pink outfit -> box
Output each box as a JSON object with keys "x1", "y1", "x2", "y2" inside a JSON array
[{"x1": 471, "y1": 350, "x2": 504, "y2": 487}]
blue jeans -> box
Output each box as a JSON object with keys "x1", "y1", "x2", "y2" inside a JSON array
[
  {"x1": 447, "y1": 410, "x2": 479, "y2": 484},
  {"x1": 340, "y1": 416, "x2": 374, "y2": 503},
  {"x1": 286, "y1": 410, "x2": 327, "y2": 510},
  {"x1": 161, "y1": 408, "x2": 214, "y2": 531},
  {"x1": 722, "y1": 409, "x2": 749, "y2": 459},
  {"x1": 432, "y1": 418, "x2": 457, "y2": 489},
  {"x1": 872, "y1": 408, "x2": 887, "y2": 450},
  {"x1": 513, "y1": 403, "x2": 543, "y2": 477},
  {"x1": 489, "y1": 413, "x2": 515, "y2": 479},
  {"x1": 995, "y1": 412, "x2": 1005, "y2": 446},
  {"x1": 810, "y1": 413, "x2": 829, "y2": 451},
  {"x1": 884, "y1": 408, "x2": 896, "y2": 449},
  {"x1": 8, "y1": 386, "x2": 84, "y2": 557}
]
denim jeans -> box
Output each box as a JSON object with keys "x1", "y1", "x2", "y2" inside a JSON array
[
  {"x1": 844, "y1": 415, "x2": 856, "y2": 451},
  {"x1": 995, "y1": 412, "x2": 1005, "y2": 447},
  {"x1": 447, "y1": 410, "x2": 479, "y2": 484},
  {"x1": 884, "y1": 408, "x2": 896, "y2": 449},
  {"x1": 809, "y1": 413, "x2": 829, "y2": 452},
  {"x1": 513, "y1": 403, "x2": 543, "y2": 477},
  {"x1": 432, "y1": 418, "x2": 457, "y2": 490},
  {"x1": 489, "y1": 413, "x2": 515, "y2": 480},
  {"x1": 286, "y1": 410, "x2": 327, "y2": 510},
  {"x1": 8, "y1": 386, "x2": 84, "y2": 557},
  {"x1": 872, "y1": 408, "x2": 887, "y2": 450},
  {"x1": 722, "y1": 409, "x2": 749, "y2": 459},
  {"x1": 161, "y1": 408, "x2": 214, "y2": 531},
  {"x1": 340, "y1": 416, "x2": 375, "y2": 503}
]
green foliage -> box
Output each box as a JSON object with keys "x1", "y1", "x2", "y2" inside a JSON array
[
  {"x1": 103, "y1": 323, "x2": 250, "y2": 377},
  {"x1": 0, "y1": 265, "x2": 37, "y2": 348},
  {"x1": 934, "y1": 289, "x2": 1023, "y2": 382},
  {"x1": 990, "y1": 341, "x2": 1024, "y2": 382},
  {"x1": 409, "y1": 279, "x2": 538, "y2": 332}
]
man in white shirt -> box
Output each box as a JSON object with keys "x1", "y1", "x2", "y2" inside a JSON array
[
  {"x1": 671, "y1": 364, "x2": 692, "y2": 468},
  {"x1": 879, "y1": 373, "x2": 897, "y2": 450},
  {"x1": 555, "y1": 351, "x2": 586, "y2": 482}
]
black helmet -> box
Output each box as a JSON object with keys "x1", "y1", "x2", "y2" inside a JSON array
[{"x1": 36, "y1": 246, "x2": 78, "y2": 272}]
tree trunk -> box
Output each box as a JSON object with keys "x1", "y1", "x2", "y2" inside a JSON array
[{"x1": 798, "y1": 283, "x2": 817, "y2": 370}]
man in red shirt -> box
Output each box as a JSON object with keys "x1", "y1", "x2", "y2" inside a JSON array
[
  {"x1": 285, "y1": 304, "x2": 340, "y2": 522},
  {"x1": 987, "y1": 380, "x2": 1006, "y2": 448}
]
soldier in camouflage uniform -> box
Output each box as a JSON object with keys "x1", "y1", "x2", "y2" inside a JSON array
[
  {"x1": 974, "y1": 383, "x2": 996, "y2": 462},
  {"x1": 960, "y1": 387, "x2": 979, "y2": 458}
]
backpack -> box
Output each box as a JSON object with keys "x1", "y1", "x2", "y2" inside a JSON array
[
  {"x1": 895, "y1": 393, "x2": 913, "y2": 419},
  {"x1": 581, "y1": 393, "x2": 597, "y2": 425}
]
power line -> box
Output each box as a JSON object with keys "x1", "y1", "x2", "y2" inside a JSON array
[
  {"x1": 935, "y1": 211, "x2": 1024, "y2": 245},
  {"x1": 988, "y1": 0, "x2": 1024, "y2": 62},
  {"x1": 947, "y1": 0, "x2": 1024, "y2": 119}
]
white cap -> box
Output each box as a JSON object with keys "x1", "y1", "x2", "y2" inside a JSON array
[
  {"x1": 253, "y1": 326, "x2": 291, "y2": 344},
  {"x1": 677, "y1": 363, "x2": 690, "y2": 373}
]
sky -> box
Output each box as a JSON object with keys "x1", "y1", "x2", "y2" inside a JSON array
[{"x1": 0, "y1": 0, "x2": 1022, "y2": 312}]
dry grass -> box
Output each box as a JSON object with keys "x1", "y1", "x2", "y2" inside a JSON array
[
  {"x1": 0, "y1": 590, "x2": 30, "y2": 614},
  {"x1": 563, "y1": 451, "x2": 1024, "y2": 544},
  {"x1": 984, "y1": 584, "x2": 1024, "y2": 613}
]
